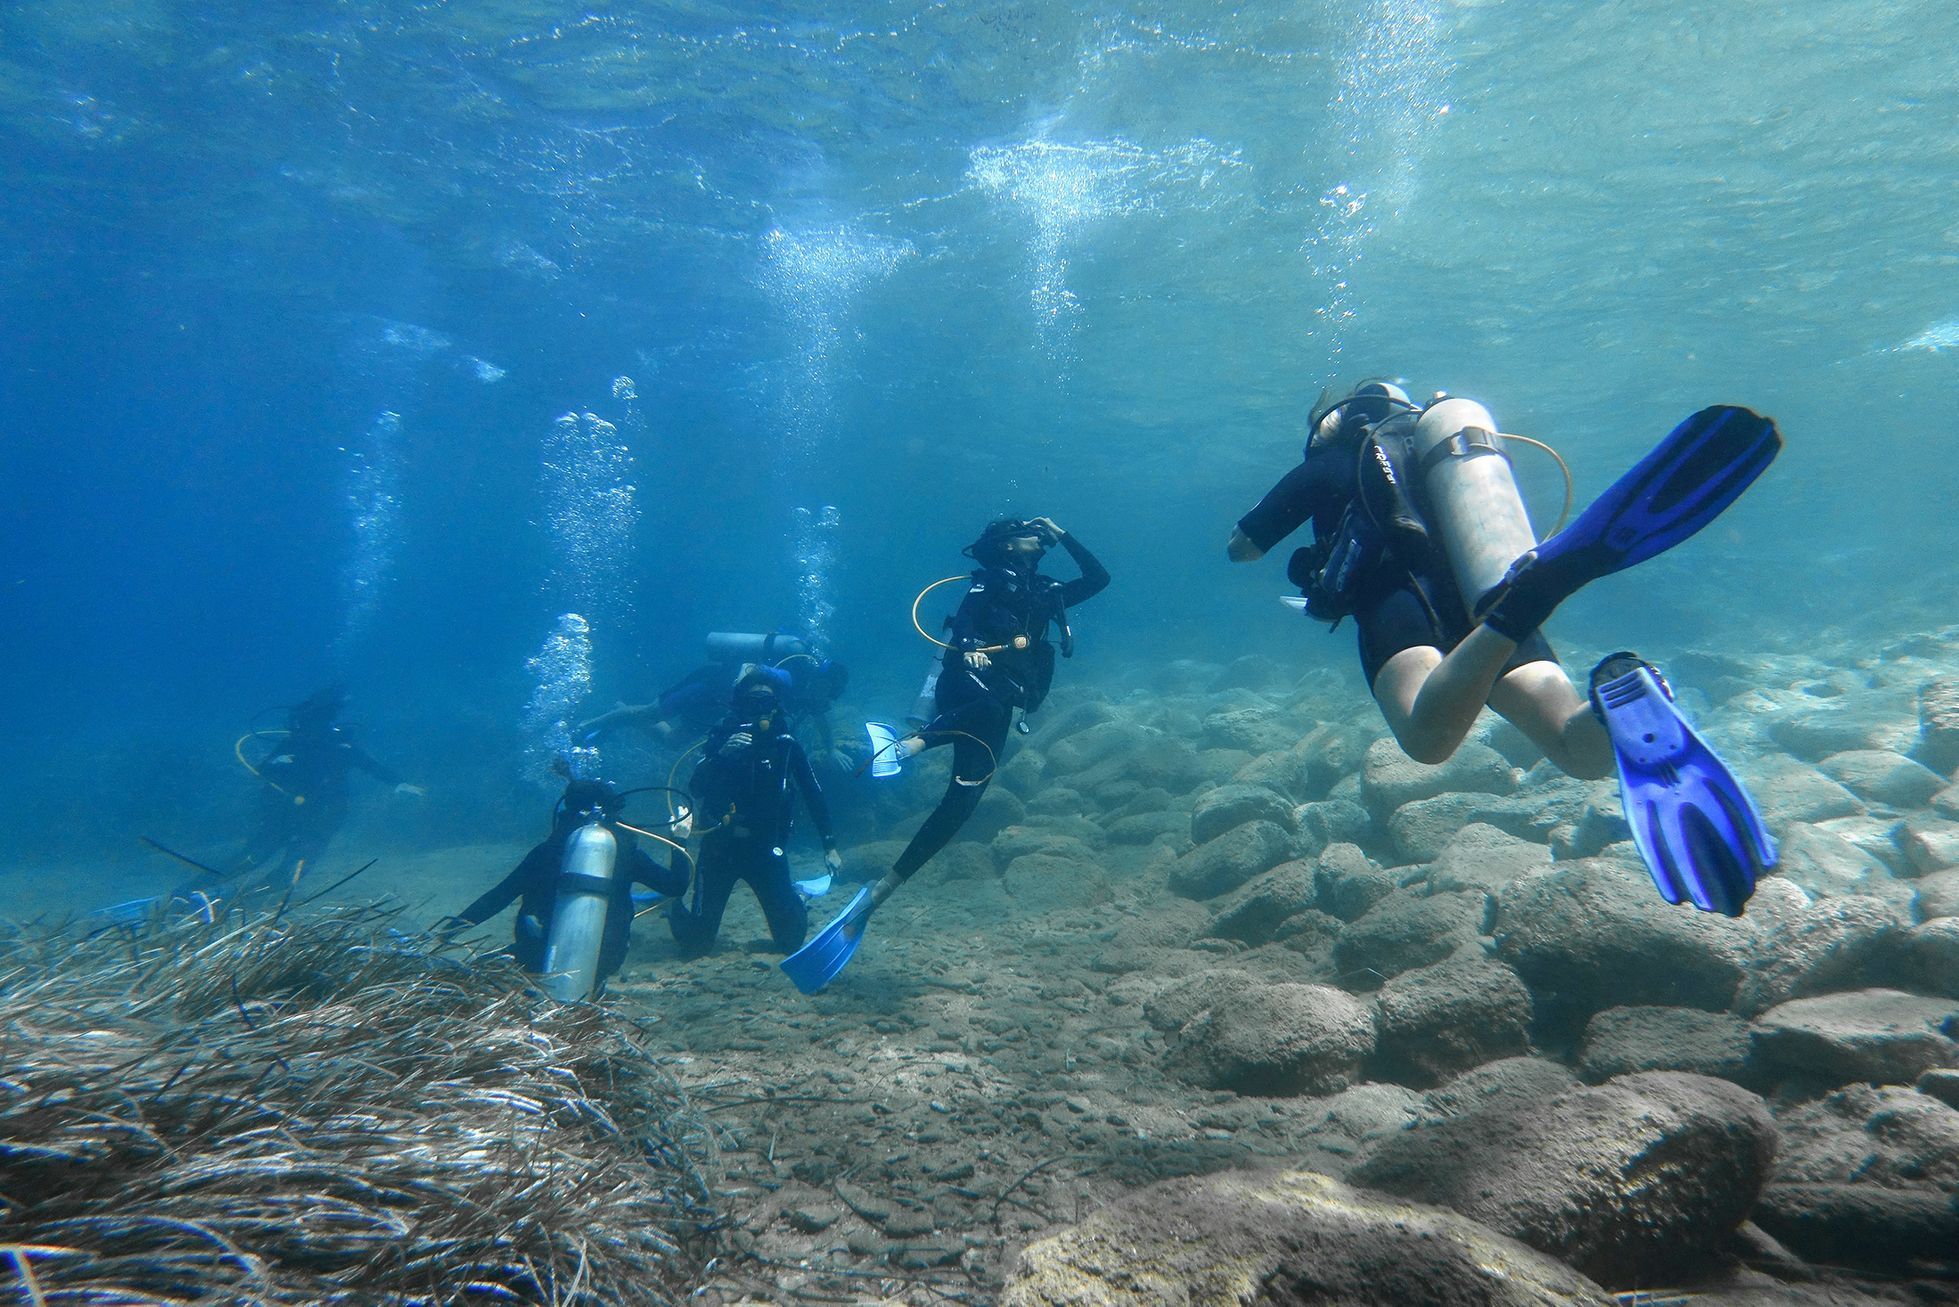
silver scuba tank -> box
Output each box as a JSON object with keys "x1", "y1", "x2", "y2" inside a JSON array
[
  {"x1": 539, "y1": 822, "x2": 619, "y2": 1002},
  {"x1": 1404, "y1": 397, "x2": 1539, "y2": 609},
  {"x1": 705, "y1": 631, "x2": 809, "y2": 664}
]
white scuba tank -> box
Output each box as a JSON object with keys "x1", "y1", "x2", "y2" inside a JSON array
[
  {"x1": 1404, "y1": 397, "x2": 1539, "y2": 608},
  {"x1": 539, "y1": 822, "x2": 618, "y2": 1002}
]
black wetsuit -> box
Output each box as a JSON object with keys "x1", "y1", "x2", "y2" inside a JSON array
[
  {"x1": 672, "y1": 717, "x2": 837, "y2": 957},
  {"x1": 892, "y1": 533, "x2": 1110, "y2": 881},
  {"x1": 218, "y1": 726, "x2": 401, "y2": 892},
  {"x1": 1238, "y1": 424, "x2": 1556, "y2": 687},
  {"x1": 458, "y1": 824, "x2": 687, "y2": 988}
]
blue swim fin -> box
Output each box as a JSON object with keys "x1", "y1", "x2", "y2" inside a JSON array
[
  {"x1": 780, "y1": 887, "x2": 873, "y2": 993},
  {"x1": 1590, "y1": 655, "x2": 1776, "y2": 917},
  {"x1": 1483, "y1": 406, "x2": 1781, "y2": 640},
  {"x1": 864, "y1": 721, "x2": 906, "y2": 779}
]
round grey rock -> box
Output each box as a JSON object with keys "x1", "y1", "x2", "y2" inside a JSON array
[
  {"x1": 1165, "y1": 981, "x2": 1376, "y2": 1097},
  {"x1": 1353, "y1": 1071, "x2": 1777, "y2": 1285},
  {"x1": 1166, "y1": 818, "x2": 1296, "y2": 900},
  {"x1": 1189, "y1": 782, "x2": 1296, "y2": 845},
  {"x1": 1003, "y1": 1169, "x2": 1614, "y2": 1307},
  {"x1": 1578, "y1": 1006, "x2": 1751, "y2": 1084},
  {"x1": 1371, "y1": 957, "x2": 1533, "y2": 1088},
  {"x1": 1751, "y1": 988, "x2": 1959, "y2": 1088},
  {"x1": 1332, "y1": 889, "x2": 1485, "y2": 987}
]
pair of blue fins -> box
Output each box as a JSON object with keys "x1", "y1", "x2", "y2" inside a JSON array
[{"x1": 782, "y1": 405, "x2": 1783, "y2": 993}]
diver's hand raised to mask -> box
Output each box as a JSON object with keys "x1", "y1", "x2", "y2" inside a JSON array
[
  {"x1": 964, "y1": 651, "x2": 991, "y2": 670},
  {"x1": 1026, "y1": 515, "x2": 1065, "y2": 541}
]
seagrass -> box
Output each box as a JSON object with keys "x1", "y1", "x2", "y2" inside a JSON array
[{"x1": 0, "y1": 900, "x2": 718, "y2": 1305}]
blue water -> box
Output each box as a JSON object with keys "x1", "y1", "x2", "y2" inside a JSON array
[{"x1": 3, "y1": 1, "x2": 1955, "y2": 889}]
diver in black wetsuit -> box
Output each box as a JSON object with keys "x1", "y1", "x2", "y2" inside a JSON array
[
  {"x1": 867, "y1": 516, "x2": 1109, "y2": 909},
  {"x1": 199, "y1": 685, "x2": 424, "y2": 896},
  {"x1": 670, "y1": 666, "x2": 842, "y2": 957},
  {"x1": 1227, "y1": 380, "x2": 1608, "y2": 776},
  {"x1": 451, "y1": 778, "x2": 688, "y2": 991}
]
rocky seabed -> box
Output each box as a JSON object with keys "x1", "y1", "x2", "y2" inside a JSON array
[{"x1": 591, "y1": 641, "x2": 1959, "y2": 1305}]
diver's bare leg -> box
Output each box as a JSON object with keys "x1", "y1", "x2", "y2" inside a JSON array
[
  {"x1": 1371, "y1": 626, "x2": 1519, "y2": 764},
  {"x1": 1486, "y1": 660, "x2": 1612, "y2": 779}
]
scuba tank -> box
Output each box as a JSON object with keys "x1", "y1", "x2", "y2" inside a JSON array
[
  {"x1": 1404, "y1": 397, "x2": 1538, "y2": 609},
  {"x1": 706, "y1": 631, "x2": 810, "y2": 665},
  {"x1": 538, "y1": 822, "x2": 619, "y2": 1002}
]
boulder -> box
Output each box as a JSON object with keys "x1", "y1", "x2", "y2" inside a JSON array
[
  {"x1": 991, "y1": 827, "x2": 1098, "y2": 868},
  {"x1": 1001, "y1": 1169, "x2": 1615, "y2": 1307},
  {"x1": 1896, "y1": 814, "x2": 1959, "y2": 876},
  {"x1": 1420, "y1": 822, "x2": 1552, "y2": 897},
  {"x1": 1294, "y1": 797, "x2": 1372, "y2": 852},
  {"x1": 1915, "y1": 676, "x2": 1959, "y2": 776},
  {"x1": 1387, "y1": 790, "x2": 1555, "y2": 863},
  {"x1": 1142, "y1": 969, "x2": 1260, "y2": 1034},
  {"x1": 1353, "y1": 1072, "x2": 1777, "y2": 1284},
  {"x1": 1023, "y1": 786, "x2": 1084, "y2": 818},
  {"x1": 1285, "y1": 1083, "x2": 1428, "y2": 1175},
  {"x1": 1201, "y1": 704, "x2": 1296, "y2": 755},
  {"x1": 1548, "y1": 783, "x2": 1635, "y2": 860},
  {"x1": 1767, "y1": 693, "x2": 1917, "y2": 762},
  {"x1": 1492, "y1": 855, "x2": 1756, "y2": 1029},
  {"x1": 1736, "y1": 893, "x2": 1910, "y2": 1016},
  {"x1": 1313, "y1": 842, "x2": 1396, "y2": 922},
  {"x1": 1771, "y1": 823, "x2": 1915, "y2": 907},
  {"x1": 1164, "y1": 982, "x2": 1376, "y2": 1096},
  {"x1": 1331, "y1": 890, "x2": 1485, "y2": 987},
  {"x1": 1425, "y1": 1057, "x2": 1579, "y2": 1119},
  {"x1": 1819, "y1": 748, "x2": 1948, "y2": 810},
  {"x1": 1166, "y1": 819, "x2": 1296, "y2": 900},
  {"x1": 1211, "y1": 653, "x2": 1289, "y2": 693},
  {"x1": 968, "y1": 785, "x2": 1027, "y2": 839},
  {"x1": 1360, "y1": 738, "x2": 1518, "y2": 821},
  {"x1": 1746, "y1": 755, "x2": 1866, "y2": 826},
  {"x1": 1038, "y1": 699, "x2": 1114, "y2": 745},
  {"x1": 1578, "y1": 1006, "x2": 1751, "y2": 1084},
  {"x1": 1001, "y1": 852, "x2": 1113, "y2": 912},
  {"x1": 1371, "y1": 957, "x2": 1533, "y2": 1088},
  {"x1": 1890, "y1": 917, "x2": 1959, "y2": 999},
  {"x1": 1920, "y1": 868, "x2": 1959, "y2": 919},
  {"x1": 1204, "y1": 858, "x2": 1317, "y2": 946},
  {"x1": 1190, "y1": 783, "x2": 1296, "y2": 846},
  {"x1": 1104, "y1": 810, "x2": 1186, "y2": 846},
  {"x1": 1751, "y1": 989, "x2": 1959, "y2": 1088},
  {"x1": 995, "y1": 749, "x2": 1046, "y2": 799},
  {"x1": 1045, "y1": 719, "x2": 1143, "y2": 774},
  {"x1": 1921, "y1": 1067, "x2": 1959, "y2": 1111},
  {"x1": 1233, "y1": 721, "x2": 1377, "y2": 802},
  {"x1": 1755, "y1": 1084, "x2": 1959, "y2": 1270}
]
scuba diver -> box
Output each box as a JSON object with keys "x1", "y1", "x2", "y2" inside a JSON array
[
  {"x1": 451, "y1": 776, "x2": 689, "y2": 999},
  {"x1": 576, "y1": 632, "x2": 851, "y2": 765},
  {"x1": 190, "y1": 685, "x2": 424, "y2": 898},
  {"x1": 780, "y1": 515, "x2": 1109, "y2": 993},
  {"x1": 669, "y1": 664, "x2": 843, "y2": 958},
  {"x1": 1227, "y1": 379, "x2": 1782, "y2": 917}
]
